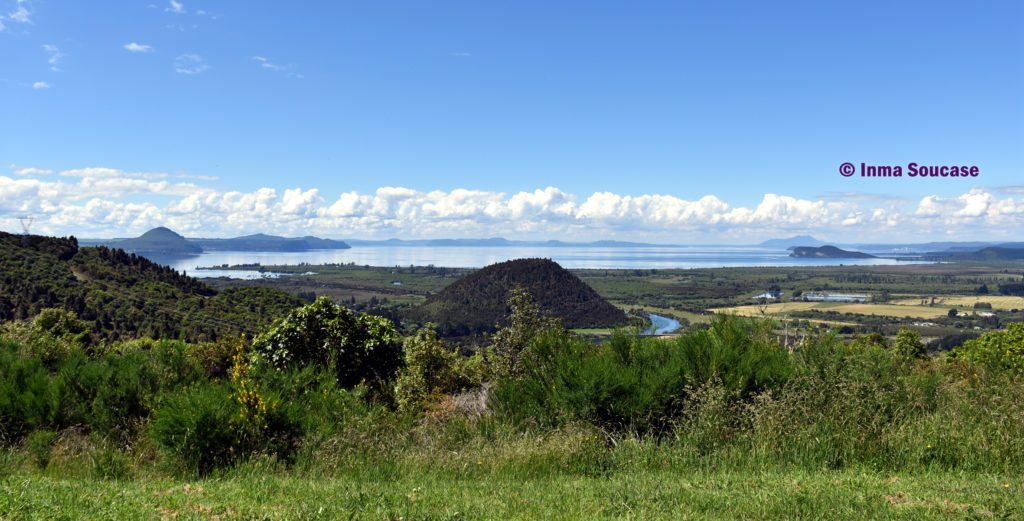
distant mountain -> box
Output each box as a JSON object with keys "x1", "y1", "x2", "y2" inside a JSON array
[
  {"x1": 844, "y1": 241, "x2": 997, "y2": 253},
  {"x1": 410, "y1": 258, "x2": 628, "y2": 336},
  {"x1": 193, "y1": 233, "x2": 350, "y2": 251},
  {"x1": 343, "y1": 237, "x2": 677, "y2": 248},
  {"x1": 0, "y1": 231, "x2": 302, "y2": 341},
  {"x1": 89, "y1": 228, "x2": 351, "y2": 254},
  {"x1": 760, "y1": 235, "x2": 826, "y2": 248},
  {"x1": 114, "y1": 227, "x2": 202, "y2": 255},
  {"x1": 934, "y1": 247, "x2": 1024, "y2": 261},
  {"x1": 790, "y1": 245, "x2": 876, "y2": 259}
]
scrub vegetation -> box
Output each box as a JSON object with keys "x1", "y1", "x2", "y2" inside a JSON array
[{"x1": 3, "y1": 235, "x2": 1024, "y2": 518}]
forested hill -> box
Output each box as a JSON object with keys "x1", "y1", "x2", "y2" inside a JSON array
[
  {"x1": 0, "y1": 231, "x2": 302, "y2": 341},
  {"x1": 412, "y1": 258, "x2": 628, "y2": 336}
]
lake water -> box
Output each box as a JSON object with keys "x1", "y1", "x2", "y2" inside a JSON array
[{"x1": 147, "y1": 245, "x2": 927, "y2": 279}]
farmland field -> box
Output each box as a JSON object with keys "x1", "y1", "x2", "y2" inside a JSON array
[
  {"x1": 710, "y1": 302, "x2": 951, "y2": 319},
  {"x1": 892, "y1": 295, "x2": 1024, "y2": 310}
]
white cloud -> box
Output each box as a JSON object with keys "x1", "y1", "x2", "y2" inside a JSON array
[
  {"x1": 252, "y1": 56, "x2": 301, "y2": 77},
  {"x1": 8, "y1": 3, "x2": 29, "y2": 23},
  {"x1": 10, "y1": 165, "x2": 52, "y2": 176},
  {"x1": 166, "y1": 0, "x2": 185, "y2": 14},
  {"x1": 5, "y1": 168, "x2": 1024, "y2": 242},
  {"x1": 174, "y1": 54, "x2": 208, "y2": 75},
  {"x1": 42, "y1": 44, "x2": 64, "y2": 72},
  {"x1": 31, "y1": 81, "x2": 49, "y2": 89},
  {"x1": 123, "y1": 42, "x2": 153, "y2": 53}
]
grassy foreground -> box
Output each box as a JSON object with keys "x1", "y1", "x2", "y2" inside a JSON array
[{"x1": 2, "y1": 468, "x2": 1021, "y2": 520}]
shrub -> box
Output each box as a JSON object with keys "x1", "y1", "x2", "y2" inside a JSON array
[
  {"x1": 25, "y1": 429, "x2": 57, "y2": 469},
  {"x1": 151, "y1": 345, "x2": 304, "y2": 475},
  {"x1": 53, "y1": 350, "x2": 173, "y2": 441},
  {"x1": 150, "y1": 384, "x2": 237, "y2": 475},
  {"x1": 491, "y1": 316, "x2": 791, "y2": 434},
  {"x1": 893, "y1": 328, "x2": 926, "y2": 359},
  {"x1": 252, "y1": 297, "x2": 402, "y2": 389},
  {"x1": 951, "y1": 323, "x2": 1024, "y2": 371},
  {"x1": 0, "y1": 345, "x2": 58, "y2": 441},
  {"x1": 394, "y1": 327, "x2": 475, "y2": 411},
  {"x1": 489, "y1": 287, "x2": 564, "y2": 377}
]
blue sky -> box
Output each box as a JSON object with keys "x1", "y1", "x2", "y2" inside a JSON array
[{"x1": 1, "y1": 1, "x2": 1022, "y2": 241}]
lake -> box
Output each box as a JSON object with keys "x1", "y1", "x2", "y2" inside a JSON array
[{"x1": 145, "y1": 245, "x2": 927, "y2": 279}]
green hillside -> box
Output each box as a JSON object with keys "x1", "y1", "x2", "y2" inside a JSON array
[
  {"x1": 0, "y1": 231, "x2": 301, "y2": 341},
  {"x1": 411, "y1": 258, "x2": 628, "y2": 336}
]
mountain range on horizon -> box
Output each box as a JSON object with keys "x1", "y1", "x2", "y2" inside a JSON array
[
  {"x1": 81, "y1": 227, "x2": 352, "y2": 255},
  {"x1": 73, "y1": 227, "x2": 1024, "y2": 257}
]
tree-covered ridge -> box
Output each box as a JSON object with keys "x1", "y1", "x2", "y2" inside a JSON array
[
  {"x1": 411, "y1": 258, "x2": 628, "y2": 336},
  {"x1": 0, "y1": 231, "x2": 302, "y2": 341}
]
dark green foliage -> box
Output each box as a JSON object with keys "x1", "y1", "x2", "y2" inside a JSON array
[
  {"x1": 0, "y1": 339, "x2": 205, "y2": 443},
  {"x1": 893, "y1": 328, "x2": 927, "y2": 359},
  {"x1": 412, "y1": 258, "x2": 628, "y2": 336},
  {"x1": 150, "y1": 383, "x2": 303, "y2": 476},
  {"x1": 150, "y1": 384, "x2": 237, "y2": 475},
  {"x1": 951, "y1": 323, "x2": 1024, "y2": 370},
  {"x1": 252, "y1": 297, "x2": 402, "y2": 389},
  {"x1": 0, "y1": 231, "x2": 302, "y2": 341},
  {"x1": 24, "y1": 429, "x2": 57, "y2": 469},
  {"x1": 0, "y1": 344, "x2": 58, "y2": 441},
  {"x1": 491, "y1": 316, "x2": 792, "y2": 433}
]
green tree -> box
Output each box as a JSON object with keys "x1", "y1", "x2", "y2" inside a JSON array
[
  {"x1": 952, "y1": 323, "x2": 1024, "y2": 370},
  {"x1": 893, "y1": 328, "x2": 926, "y2": 359},
  {"x1": 394, "y1": 327, "x2": 467, "y2": 411},
  {"x1": 252, "y1": 297, "x2": 402, "y2": 388},
  {"x1": 489, "y1": 287, "x2": 564, "y2": 377}
]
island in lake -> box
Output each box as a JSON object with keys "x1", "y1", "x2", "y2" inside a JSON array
[{"x1": 789, "y1": 245, "x2": 876, "y2": 259}]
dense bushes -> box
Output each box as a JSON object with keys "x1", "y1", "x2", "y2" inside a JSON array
[
  {"x1": 952, "y1": 322, "x2": 1024, "y2": 370},
  {"x1": 252, "y1": 297, "x2": 402, "y2": 389},
  {"x1": 490, "y1": 316, "x2": 792, "y2": 433},
  {"x1": 0, "y1": 337, "x2": 205, "y2": 443},
  {"x1": 4, "y1": 302, "x2": 1024, "y2": 478}
]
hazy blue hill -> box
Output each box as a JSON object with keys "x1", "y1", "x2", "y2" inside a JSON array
[
  {"x1": 760, "y1": 235, "x2": 826, "y2": 248},
  {"x1": 411, "y1": 258, "x2": 628, "y2": 336},
  {"x1": 193, "y1": 233, "x2": 350, "y2": 251},
  {"x1": 343, "y1": 237, "x2": 672, "y2": 248},
  {"x1": 114, "y1": 227, "x2": 203, "y2": 255},
  {"x1": 789, "y1": 245, "x2": 875, "y2": 259},
  {"x1": 943, "y1": 246, "x2": 1024, "y2": 261}
]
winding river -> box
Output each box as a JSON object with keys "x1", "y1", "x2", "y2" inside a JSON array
[{"x1": 645, "y1": 314, "x2": 682, "y2": 335}]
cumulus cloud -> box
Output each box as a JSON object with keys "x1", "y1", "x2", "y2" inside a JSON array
[
  {"x1": 123, "y1": 42, "x2": 153, "y2": 53},
  {"x1": 31, "y1": 81, "x2": 49, "y2": 89},
  {"x1": 4, "y1": 167, "x2": 1024, "y2": 241},
  {"x1": 174, "y1": 54, "x2": 208, "y2": 75}
]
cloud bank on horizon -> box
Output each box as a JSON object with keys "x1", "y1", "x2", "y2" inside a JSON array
[{"x1": 3, "y1": 166, "x2": 1023, "y2": 243}]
